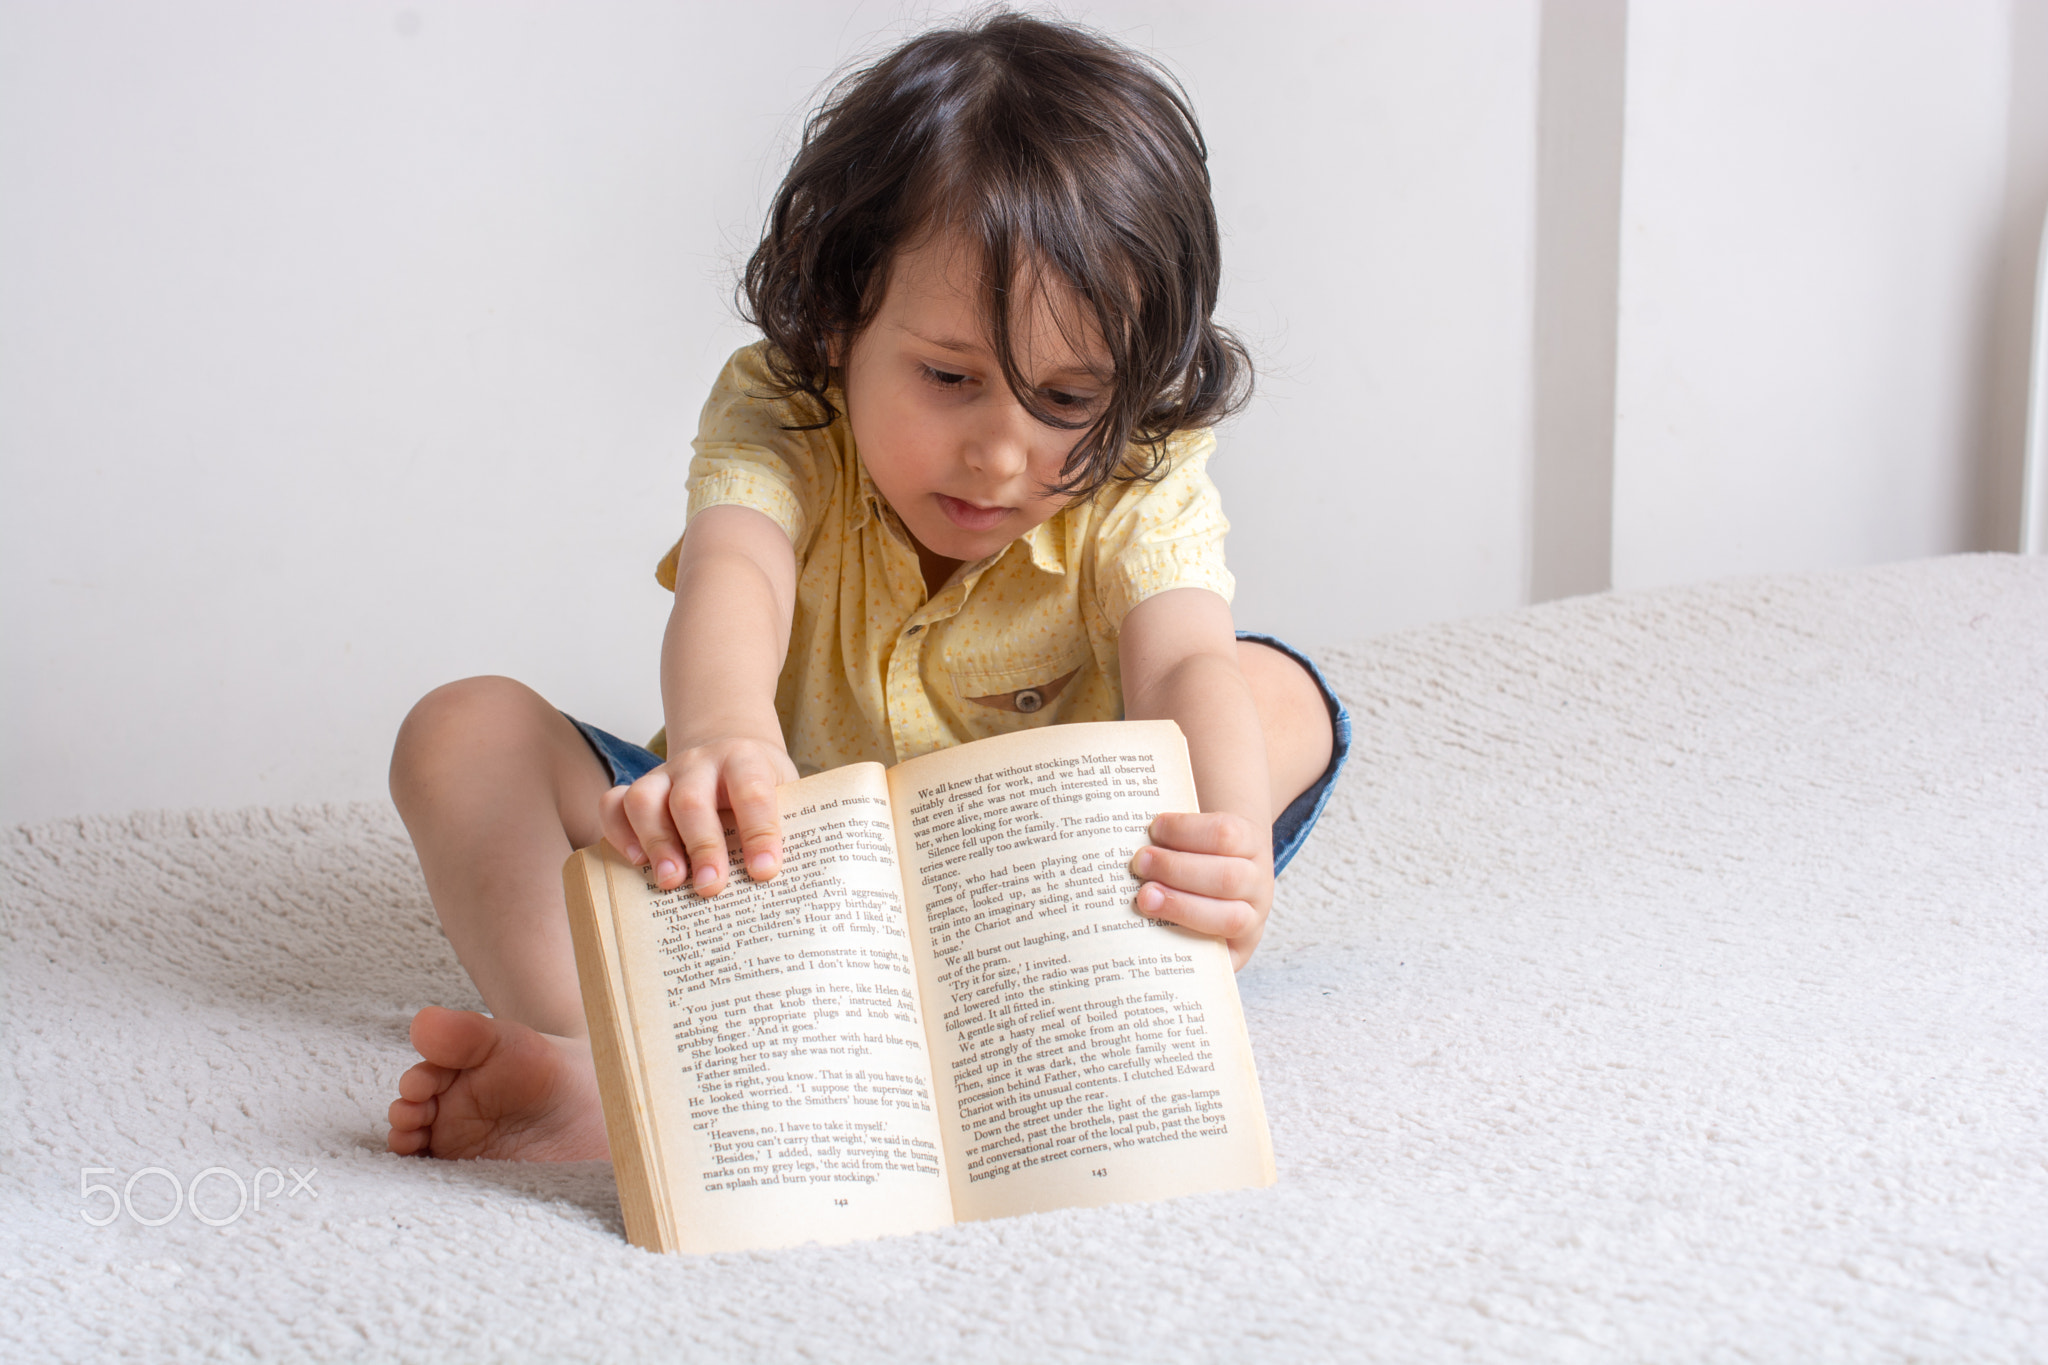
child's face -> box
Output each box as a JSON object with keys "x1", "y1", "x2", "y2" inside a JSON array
[{"x1": 841, "y1": 231, "x2": 1110, "y2": 568}]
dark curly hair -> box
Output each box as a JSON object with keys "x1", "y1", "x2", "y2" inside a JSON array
[{"x1": 739, "y1": 10, "x2": 1252, "y2": 498}]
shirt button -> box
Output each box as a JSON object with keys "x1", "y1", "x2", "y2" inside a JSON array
[
  {"x1": 1014, "y1": 688, "x2": 1045, "y2": 713},
  {"x1": 904, "y1": 624, "x2": 923, "y2": 635}
]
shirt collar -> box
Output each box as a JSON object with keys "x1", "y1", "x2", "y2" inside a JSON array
[
  {"x1": 1023, "y1": 518, "x2": 1068, "y2": 575},
  {"x1": 850, "y1": 456, "x2": 883, "y2": 534}
]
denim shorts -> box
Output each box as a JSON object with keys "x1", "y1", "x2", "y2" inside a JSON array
[{"x1": 567, "y1": 631, "x2": 1350, "y2": 877}]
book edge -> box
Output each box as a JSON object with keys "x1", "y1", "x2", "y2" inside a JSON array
[{"x1": 562, "y1": 845, "x2": 677, "y2": 1254}]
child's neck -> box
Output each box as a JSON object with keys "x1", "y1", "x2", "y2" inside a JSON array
[{"x1": 914, "y1": 541, "x2": 963, "y2": 599}]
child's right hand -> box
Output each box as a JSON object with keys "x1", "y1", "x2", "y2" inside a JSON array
[{"x1": 599, "y1": 735, "x2": 798, "y2": 897}]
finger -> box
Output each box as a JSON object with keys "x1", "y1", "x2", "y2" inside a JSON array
[
  {"x1": 670, "y1": 778, "x2": 734, "y2": 897},
  {"x1": 621, "y1": 769, "x2": 688, "y2": 888},
  {"x1": 598, "y1": 784, "x2": 643, "y2": 865},
  {"x1": 721, "y1": 758, "x2": 785, "y2": 882},
  {"x1": 1226, "y1": 922, "x2": 1263, "y2": 971},
  {"x1": 1148, "y1": 811, "x2": 1263, "y2": 860},
  {"x1": 1133, "y1": 880, "x2": 1263, "y2": 944},
  {"x1": 1128, "y1": 845, "x2": 1264, "y2": 905}
]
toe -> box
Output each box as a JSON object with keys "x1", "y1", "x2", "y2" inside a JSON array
[
  {"x1": 389, "y1": 1095, "x2": 437, "y2": 1130},
  {"x1": 398, "y1": 1060, "x2": 456, "y2": 1103},
  {"x1": 409, "y1": 1006, "x2": 502, "y2": 1070},
  {"x1": 387, "y1": 1123, "x2": 431, "y2": 1155}
]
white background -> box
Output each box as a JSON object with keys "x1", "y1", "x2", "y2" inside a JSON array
[
  {"x1": 2, "y1": 0, "x2": 2041, "y2": 824},
  {"x1": 1612, "y1": 0, "x2": 2016, "y2": 587}
]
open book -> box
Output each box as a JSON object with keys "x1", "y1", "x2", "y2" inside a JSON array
[{"x1": 562, "y1": 719, "x2": 1275, "y2": 1254}]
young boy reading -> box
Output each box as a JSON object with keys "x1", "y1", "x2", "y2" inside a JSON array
[{"x1": 385, "y1": 11, "x2": 1351, "y2": 1163}]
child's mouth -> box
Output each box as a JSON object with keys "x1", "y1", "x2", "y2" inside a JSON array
[{"x1": 936, "y1": 494, "x2": 1012, "y2": 532}]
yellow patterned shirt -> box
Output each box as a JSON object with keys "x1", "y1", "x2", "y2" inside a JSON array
[{"x1": 654, "y1": 343, "x2": 1234, "y2": 775}]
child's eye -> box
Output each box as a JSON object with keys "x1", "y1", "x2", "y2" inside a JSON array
[
  {"x1": 1041, "y1": 388, "x2": 1096, "y2": 410},
  {"x1": 921, "y1": 366, "x2": 969, "y2": 389}
]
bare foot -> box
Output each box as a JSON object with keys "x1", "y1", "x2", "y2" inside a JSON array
[{"x1": 386, "y1": 1006, "x2": 610, "y2": 1161}]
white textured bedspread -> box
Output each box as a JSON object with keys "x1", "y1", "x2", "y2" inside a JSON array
[{"x1": 5, "y1": 555, "x2": 2045, "y2": 1362}]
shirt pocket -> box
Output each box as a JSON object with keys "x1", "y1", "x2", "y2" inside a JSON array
[{"x1": 945, "y1": 640, "x2": 1091, "y2": 717}]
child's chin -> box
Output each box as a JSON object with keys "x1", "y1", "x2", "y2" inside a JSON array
[{"x1": 914, "y1": 517, "x2": 1009, "y2": 560}]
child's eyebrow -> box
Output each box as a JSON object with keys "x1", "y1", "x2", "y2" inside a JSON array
[{"x1": 901, "y1": 327, "x2": 983, "y2": 355}]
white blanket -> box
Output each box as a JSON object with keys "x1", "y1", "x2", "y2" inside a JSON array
[{"x1": 5, "y1": 555, "x2": 2044, "y2": 1362}]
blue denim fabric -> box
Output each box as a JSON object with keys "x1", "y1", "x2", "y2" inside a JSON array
[
  {"x1": 1233, "y1": 631, "x2": 1351, "y2": 876},
  {"x1": 565, "y1": 715, "x2": 664, "y2": 788},
  {"x1": 564, "y1": 631, "x2": 1348, "y2": 875}
]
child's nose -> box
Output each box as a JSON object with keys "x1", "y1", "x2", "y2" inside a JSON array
[{"x1": 964, "y1": 397, "x2": 1035, "y2": 481}]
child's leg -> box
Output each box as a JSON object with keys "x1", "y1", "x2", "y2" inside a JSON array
[
  {"x1": 384, "y1": 676, "x2": 615, "y2": 1160},
  {"x1": 390, "y1": 676, "x2": 610, "y2": 1035},
  {"x1": 1236, "y1": 640, "x2": 1337, "y2": 818}
]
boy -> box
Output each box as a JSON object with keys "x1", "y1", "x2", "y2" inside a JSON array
[{"x1": 386, "y1": 14, "x2": 1346, "y2": 1161}]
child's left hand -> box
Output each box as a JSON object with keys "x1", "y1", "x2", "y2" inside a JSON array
[{"x1": 1128, "y1": 811, "x2": 1272, "y2": 969}]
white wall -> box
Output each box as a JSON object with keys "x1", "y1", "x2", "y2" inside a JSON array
[
  {"x1": 1609, "y1": 0, "x2": 2014, "y2": 590},
  {"x1": 0, "y1": 1, "x2": 1541, "y2": 824},
  {"x1": 1157, "y1": 1, "x2": 1539, "y2": 636},
  {"x1": 5, "y1": 2, "x2": 2036, "y2": 827},
  {"x1": 1987, "y1": 0, "x2": 2048, "y2": 553}
]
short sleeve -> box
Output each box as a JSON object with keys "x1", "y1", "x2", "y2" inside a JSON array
[
  {"x1": 659, "y1": 345, "x2": 845, "y2": 588},
  {"x1": 1089, "y1": 429, "x2": 1235, "y2": 630}
]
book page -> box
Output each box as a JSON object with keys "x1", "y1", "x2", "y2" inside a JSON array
[
  {"x1": 888, "y1": 721, "x2": 1275, "y2": 1223},
  {"x1": 600, "y1": 762, "x2": 954, "y2": 1253}
]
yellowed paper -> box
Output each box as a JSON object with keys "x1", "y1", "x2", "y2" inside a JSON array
[
  {"x1": 886, "y1": 721, "x2": 1275, "y2": 1222},
  {"x1": 602, "y1": 763, "x2": 954, "y2": 1252}
]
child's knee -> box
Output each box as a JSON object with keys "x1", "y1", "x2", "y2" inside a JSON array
[
  {"x1": 1235, "y1": 641, "x2": 1334, "y2": 790},
  {"x1": 390, "y1": 676, "x2": 551, "y2": 801},
  {"x1": 1235, "y1": 642, "x2": 1325, "y2": 727}
]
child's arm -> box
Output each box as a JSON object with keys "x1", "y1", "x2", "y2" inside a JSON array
[
  {"x1": 1117, "y1": 586, "x2": 1274, "y2": 968},
  {"x1": 598, "y1": 504, "x2": 798, "y2": 896}
]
